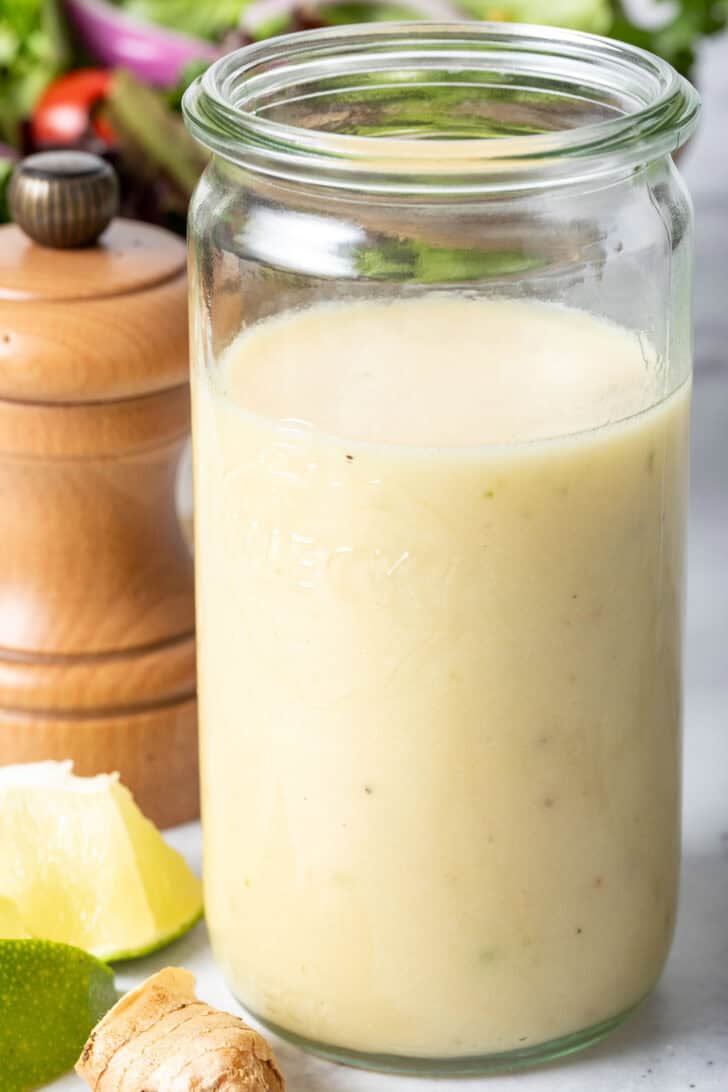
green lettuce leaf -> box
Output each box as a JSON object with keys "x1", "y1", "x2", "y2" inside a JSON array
[
  {"x1": 457, "y1": 0, "x2": 612, "y2": 34},
  {"x1": 357, "y1": 238, "x2": 544, "y2": 282},
  {"x1": 0, "y1": 154, "x2": 15, "y2": 221},
  {"x1": 120, "y1": 0, "x2": 246, "y2": 40},
  {"x1": 609, "y1": 0, "x2": 728, "y2": 78},
  {"x1": 0, "y1": 0, "x2": 69, "y2": 146}
]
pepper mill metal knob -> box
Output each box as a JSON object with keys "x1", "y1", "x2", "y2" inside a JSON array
[{"x1": 9, "y1": 151, "x2": 119, "y2": 249}]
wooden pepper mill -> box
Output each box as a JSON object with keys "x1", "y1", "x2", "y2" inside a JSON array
[{"x1": 0, "y1": 151, "x2": 197, "y2": 827}]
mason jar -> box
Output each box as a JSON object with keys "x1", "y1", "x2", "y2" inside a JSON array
[{"x1": 183, "y1": 23, "x2": 699, "y2": 1075}]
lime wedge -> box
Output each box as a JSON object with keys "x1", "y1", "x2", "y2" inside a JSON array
[
  {"x1": 0, "y1": 938, "x2": 117, "y2": 1092},
  {"x1": 0, "y1": 895, "x2": 29, "y2": 939},
  {"x1": 0, "y1": 762, "x2": 202, "y2": 962}
]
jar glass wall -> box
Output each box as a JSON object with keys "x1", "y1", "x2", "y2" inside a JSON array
[{"x1": 184, "y1": 24, "x2": 699, "y2": 1075}]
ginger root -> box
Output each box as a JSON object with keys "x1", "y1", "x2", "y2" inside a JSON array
[{"x1": 76, "y1": 967, "x2": 285, "y2": 1092}]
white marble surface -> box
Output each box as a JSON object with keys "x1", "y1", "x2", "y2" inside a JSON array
[{"x1": 55, "y1": 33, "x2": 728, "y2": 1092}]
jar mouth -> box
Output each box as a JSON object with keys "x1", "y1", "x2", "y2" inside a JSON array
[{"x1": 182, "y1": 22, "x2": 700, "y2": 194}]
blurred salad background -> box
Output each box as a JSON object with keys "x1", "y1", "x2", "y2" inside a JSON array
[{"x1": 1, "y1": 0, "x2": 725, "y2": 231}]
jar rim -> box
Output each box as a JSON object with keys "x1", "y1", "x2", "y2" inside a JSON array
[{"x1": 182, "y1": 22, "x2": 700, "y2": 195}]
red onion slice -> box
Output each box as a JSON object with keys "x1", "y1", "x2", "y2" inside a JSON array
[{"x1": 65, "y1": 0, "x2": 220, "y2": 87}]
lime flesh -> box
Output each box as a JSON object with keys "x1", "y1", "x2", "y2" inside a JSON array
[
  {"x1": 0, "y1": 762, "x2": 203, "y2": 962},
  {"x1": 0, "y1": 939, "x2": 117, "y2": 1091},
  {"x1": 0, "y1": 896, "x2": 29, "y2": 939}
]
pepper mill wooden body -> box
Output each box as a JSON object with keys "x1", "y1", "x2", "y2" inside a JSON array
[{"x1": 0, "y1": 153, "x2": 197, "y2": 827}]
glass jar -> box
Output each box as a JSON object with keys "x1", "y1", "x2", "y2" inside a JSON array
[{"x1": 183, "y1": 23, "x2": 699, "y2": 1075}]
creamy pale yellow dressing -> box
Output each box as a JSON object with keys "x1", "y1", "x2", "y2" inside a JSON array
[{"x1": 193, "y1": 297, "x2": 688, "y2": 1058}]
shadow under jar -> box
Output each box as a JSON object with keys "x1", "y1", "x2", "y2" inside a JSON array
[{"x1": 183, "y1": 23, "x2": 699, "y2": 1075}]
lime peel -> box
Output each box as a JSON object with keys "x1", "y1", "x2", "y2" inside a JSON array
[{"x1": 0, "y1": 938, "x2": 117, "y2": 1092}]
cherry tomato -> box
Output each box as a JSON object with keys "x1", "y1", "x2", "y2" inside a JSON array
[{"x1": 32, "y1": 69, "x2": 115, "y2": 148}]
